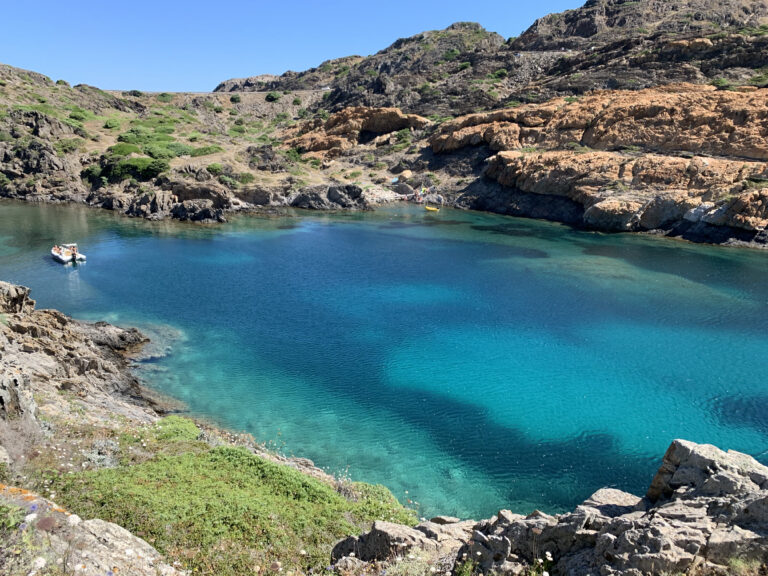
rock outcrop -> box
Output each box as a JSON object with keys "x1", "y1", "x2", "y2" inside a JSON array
[
  {"x1": 216, "y1": 1, "x2": 768, "y2": 114},
  {"x1": 430, "y1": 84, "x2": 768, "y2": 243},
  {"x1": 0, "y1": 484, "x2": 185, "y2": 576},
  {"x1": 0, "y1": 281, "x2": 155, "y2": 456},
  {"x1": 288, "y1": 107, "x2": 429, "y2": 157},
  {"x1": 332, "y1": 440, "x2": 768, "y2": 575}
]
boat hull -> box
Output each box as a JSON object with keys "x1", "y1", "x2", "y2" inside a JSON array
[{"x1": 51, "y1": 248, "x2": 86, "y2": 264}]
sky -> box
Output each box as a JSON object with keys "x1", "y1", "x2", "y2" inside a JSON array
[{"x1": 0, "y1": 0, "x2": 583, "y2": 92}]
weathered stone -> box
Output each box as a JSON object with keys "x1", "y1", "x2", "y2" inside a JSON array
[{"x1": 332, "y1": 520, "x2": 439, "y2": 562}]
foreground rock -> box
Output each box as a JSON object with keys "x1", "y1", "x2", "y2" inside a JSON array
[
  {"x1": 0, "y1": 484, "x2": 185, "y2": 576},
  {"x1": 333, "y1": 440, "x2": 768, "y2": 575}
]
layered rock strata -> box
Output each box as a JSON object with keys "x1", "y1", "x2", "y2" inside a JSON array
[{"x1": 430, "y1": 84, "x2": 768, "y2": 242}]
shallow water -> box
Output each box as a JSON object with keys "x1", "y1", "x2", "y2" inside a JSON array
[{"x1": 2, "y1": 200, "x2": 767, "y2": 518}]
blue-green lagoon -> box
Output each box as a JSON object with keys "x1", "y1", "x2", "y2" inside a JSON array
[{"x1": 1, "y1": 200, "x2": 767, "y2": 519}]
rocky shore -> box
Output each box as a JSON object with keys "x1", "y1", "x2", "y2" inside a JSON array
[
  {"x1": 333, "y1": 440, "x2": 768, "y2": 575},
  {"x1": 2, "y1": 278, "x2": 767, "y2": 575}
]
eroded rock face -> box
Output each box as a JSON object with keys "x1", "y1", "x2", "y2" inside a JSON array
[
  {"x1": 332, "y1": 440, "x2": 768, "y2": 576},
  {"x1": 432, "y1": 84, "x2": 768, "y2": 161},
  {"x1": 431, "y1": 85, "x2": 768, "y2": 241},
  {"x1": 288, "y1": 107, "x2": 429, "y2": 157},
  {"x1": 0, "y1": 281, "x2": 35, "y2": 314},
  {"x1": 0, "y1": 283, "x2": 155, "y2": 430}
]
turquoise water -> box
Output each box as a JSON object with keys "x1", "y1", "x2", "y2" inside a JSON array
[{"x1": 2, "y1": 200, "x2": 768, "y2": 518}]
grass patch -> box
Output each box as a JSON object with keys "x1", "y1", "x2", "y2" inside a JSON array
[
  {"x1": 190, "y1": 145, "x2": 223, "y2": 157},
  {"x1": 53, "y1": 445, "x2": 415, "y2": 575},
  {"x1": 265, "y1": 92, "x2": 281, "y2": 102},
  {"x1": 156, "y1": 92, "x2": 174, "y2": 103}
]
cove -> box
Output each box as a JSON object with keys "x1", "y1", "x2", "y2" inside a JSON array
[{"x1": 1, "y1": 199, "x2": 767, "y2": 519}]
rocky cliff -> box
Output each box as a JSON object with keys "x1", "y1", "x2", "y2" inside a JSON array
[{"x1": 426, "y1": 84, "x2": 768, "y2": 244}]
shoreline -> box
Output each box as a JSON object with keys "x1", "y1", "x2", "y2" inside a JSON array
[
  {"x1": 2, "y1": 279, "x2": 768, "y2": 575},
  {"x1": 2, "y1": 193, "x2": 768, "y2": 254}
]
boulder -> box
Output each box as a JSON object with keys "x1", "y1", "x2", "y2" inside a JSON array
[
  {"x1": 332, "y1": 521, "x2": 439, "y2": 562},
  {"x1": 0, "y1": 282, "x2": 34, "y2": 314}
]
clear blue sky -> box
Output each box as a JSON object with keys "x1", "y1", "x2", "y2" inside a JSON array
[{"x1": 1, "y1": 1, "x2": 583, "y2": 92}]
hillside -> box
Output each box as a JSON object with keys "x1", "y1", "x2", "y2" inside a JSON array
[
  {"x1": 216, "y1": 0, "x2": 768, "y2": 113},
  {"x1": 1, "y1": 0, "x2": 768, "y2": 246}
]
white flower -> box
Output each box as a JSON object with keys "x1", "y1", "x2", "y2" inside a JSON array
[
  {"x1": 545, "y1": 551, "x2": 553, "y2": 561},
  {"x1": 537, "y1": 559, "x2": 544, "y2": 564},
  {"x1": 543, "y1": 572, "x2": 549, "y2": 576}
]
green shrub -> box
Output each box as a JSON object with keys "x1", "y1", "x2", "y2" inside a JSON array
[
  {"x1": 118, "y1": 126, "x2": 174, "y2": 146},
  {"x1": 457, "y1": 61, "x2": 471, "y2": 72},
  {"x1": 285, "y1": 148, "x2": 302, "y2": 163},
  {"x1": 206, "y1": 163, "x2": 223, "y2": 175},
  {"x1": 228, "y1": 124, "x2": 246, "y2": 135},
  {"x1": 229, "y1": 94, "x2": 241, "y2": 103},
  {"x1": 143, "y1": 144, "x2": 177, "y2": 160},
  {"x1": 213, "y1": 105, "x2": 223, "y2": 113},
  {"x1": 108, "y1": 142, "x2": 142, "y2": 156},
  {"x1": 123, "y1": 89, "x2": 144, "y2": 97},
  {"x1": 81, "y1": 164, "x2": 102, "y2": 184},
  {"x1": 101, "y1": 157, "x2": 169, "y2": 182},
  {"x1": 237, "y1": 172, "x2": 255, "y2": 184},
  {"x1": 156, "y1": 92, "x2": 174, "y2": 103},
  {"x1": 442, "y1": 48, "x2": 460, "y2": 61},
  {"x1": 55, "y1": 79, "x2": 70, "y2": 87},
  {"x1": 491, "y1": 68, "x2": 508, "y2": 79},
  {"x1": 103, "y1": 118, "x2": 121, "y2": 130},
  {"x1": 69, "y1": 109, "x2": 88, "y2": 122},
  {"x1": 265, "y1": 91, "x2": 281, "y2": 102},
  {"x1": 218, "y1": 174, "x2": 238, "y2": 188},
  {"x1": 712, "y1": 77, "x2": 733, "y2": 90},
  {"x1": 55, "y1": 138, "x2": 84, "y2": 156},
  {"x1": 292, "y1": 97, "x2": 302, "y2": 105},
  {"x1": 166, "y1": 142, "x2": 195, "y2": 156},
  {"x1": 154, "y1": 416, "x2": 200, "y2": 442}
]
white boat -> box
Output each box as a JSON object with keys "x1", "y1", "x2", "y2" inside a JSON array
[{"x1": 51, "y1": 243, "x2": 86, "y2": 264}]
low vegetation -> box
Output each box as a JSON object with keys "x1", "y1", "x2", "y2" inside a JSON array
[{"x1": 33, "y1": 416, "x2": 416, "y2": 576}]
